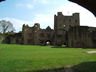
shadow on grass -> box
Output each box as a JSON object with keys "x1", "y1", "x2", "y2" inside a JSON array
[
  {"x1": 25, "y1": 61, "x2": 96, "y2": 72},
  {"x1": 32, "y1": 67, "x2": 65, "y2": 72},
  {"x1": 25, "y1": 67, "x2": 66, "y2": 72},
  {"x1": 51, "y1": 46, "x2": 96, "y2": 49},
  {"x1": 72, "y1": 61, "x2": 96, "y2": 72}
]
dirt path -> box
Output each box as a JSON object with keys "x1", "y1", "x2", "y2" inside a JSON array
[{"x1": 87, "y1": 51, "x2": 96, "y2": 54}]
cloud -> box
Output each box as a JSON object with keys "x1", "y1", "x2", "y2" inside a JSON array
[
  {"x1": 2, "y1": 2, "x2": 96, "y2": 32},
  {"x1": 1, "y1": 14, "x2": 53, "y2": 32},
  {"x1": 33, "y1": 0, "x2": 48, "y2": 4},
  {"x1": 32, "y1": 2, "x2": 96, "y2": 30},
  {"x1": 1, "y1": 17, "x2": 32, "y2": 32},
  {"x1": 16, "y1": 3, "x2": 34, "y2": 9},
  {"x1": 32, "y1": 14, "x2": 54, "y2": 29},
  {"x1": 26, "y1": 4, "x2": 34, "y2": 9},
  {"x1": 0, "y1": 14, "x2": 54, "y2": 32},
  {"x1": 49, "y1": 2, "x2": 96, "y2": 27},
  {"x1": 41, "y1": 0, "x2": 48, "y2": 4}
]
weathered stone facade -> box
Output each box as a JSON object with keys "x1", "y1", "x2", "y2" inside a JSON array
[
  {"x1": 4, "y1": 32, "x2": 23, "y2": 44},
  {"x1": 22, "y1": 23, "x2": 54, "y2": 45},
  {"x1": 68, "y1": 26, "x2": 96, "y2": 48},
  {"x1": 54, "y1": 12, "x2": 80, "y2": 46},
  {"x1": 2, "y1": 12, "x2": 96, "y2": 48}
]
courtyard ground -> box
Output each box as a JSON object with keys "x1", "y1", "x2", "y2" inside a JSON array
[{"x1": 0, "y1": 44, "x2": 96, "y2": 72}]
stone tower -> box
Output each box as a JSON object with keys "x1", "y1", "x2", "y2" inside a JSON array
[
  {"x1": 54, "y1": 12, "x2": 80, "y2": 31},
  {"x1": 54, "y1": 12, "x2": 80, "y2": 46}
]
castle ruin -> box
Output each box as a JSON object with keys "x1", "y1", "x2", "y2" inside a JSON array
[{"x1": 3, "y1": 12, "x2": 96, "y2": 48}]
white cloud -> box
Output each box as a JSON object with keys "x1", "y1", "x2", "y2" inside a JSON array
[
  {"x1": 2, "y1": 2, "x2": 96, "y2": 32},
  {"x1": 61, "y1": 2, "x2": 96, "y2": 27},
  {"x1": 0, "y1": 15, "x2": 53, "y2": 32},
  {"x1": 1, "y1": 17, "x2": 32, "y2": 32},
  {"x1": 16, "y1": 3, "x2": 34, "y2": 9},
  {"x1": 41, "y1": 0, "x2": 48, "y2": 4},
  {"x1": 32, "y1": 2, "x2": 96, "y2": 30},
  {"x1": 49, "y1": 2, "x2": 96, "y2": 27},
  {"x1": 26, "y1": 4, "x2": 34, "y2": 9},
  {"x1": 32, "y1": 14, "x2": 54, "y2": 29},
  {"x1": 33, "y1": 0, "x2": 48, "y2": 4}
]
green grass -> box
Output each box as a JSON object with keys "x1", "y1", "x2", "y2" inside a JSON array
[{"x1": 0, "y1": 44, "x2": 96, "y2": 72}]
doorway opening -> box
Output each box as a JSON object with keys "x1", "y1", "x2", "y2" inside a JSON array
[{"x1": 45, "y1": 40, "x2": 51, "y2": 45}]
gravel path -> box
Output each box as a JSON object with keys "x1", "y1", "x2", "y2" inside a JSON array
[{"x1": 87, "y1": 51, "x2": 96, "y2": 53}]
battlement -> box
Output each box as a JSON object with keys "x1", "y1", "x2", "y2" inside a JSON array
[{"x1": 57, "y1": 12, "x2": 63, "y2": 15}]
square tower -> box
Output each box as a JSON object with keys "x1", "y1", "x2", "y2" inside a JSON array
[{"x1": 54, "y1": 12, "x2": 80, "y2": 31}]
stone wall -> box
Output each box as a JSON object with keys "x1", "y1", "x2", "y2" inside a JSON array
[
  {"x1": 0, "y1": 34, "x2": 5, "y2": 43},
  {"x1": 68, "y1": 26, "x2": 94, "y2": 48},
  {"x1": 3, "y1": 32, "x2": 23, "y2": 44},
  {"x1": 39, "y1": 26, "x2": 54, "y2": 45}
]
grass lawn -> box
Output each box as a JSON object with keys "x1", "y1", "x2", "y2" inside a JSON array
[{"x1": 0, "y1": 44, "x2": 96, "y2": 72}]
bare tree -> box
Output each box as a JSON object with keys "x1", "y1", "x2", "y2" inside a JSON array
[{"x1": 0, "y1": 20, "x2": 15, "y2": 34}]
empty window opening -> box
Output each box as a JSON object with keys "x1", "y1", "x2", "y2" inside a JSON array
[{"x1": 35, "y1": 25, "x2": 38, "y2": 27}]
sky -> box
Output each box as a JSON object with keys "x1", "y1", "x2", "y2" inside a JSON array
[{"x1": 0, "y1": 0, "x2": 96, "y2": 32}]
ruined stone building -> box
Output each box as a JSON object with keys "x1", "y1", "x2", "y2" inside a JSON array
[
  {"x1": 22, "y1": 23, "x2": 54, "y2": 45},
  {"x1": 2, "y1": 12, "x2": 96, "y2": 48}
]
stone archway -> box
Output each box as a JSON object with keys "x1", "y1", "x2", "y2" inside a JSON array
[{"x1": 45, "y1": 40, "x2": 52, "y2": 46}]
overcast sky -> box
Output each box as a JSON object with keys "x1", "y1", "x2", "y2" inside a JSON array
[{"x1": 0, "y1": 0, "x2": 96, "y2": 32}]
